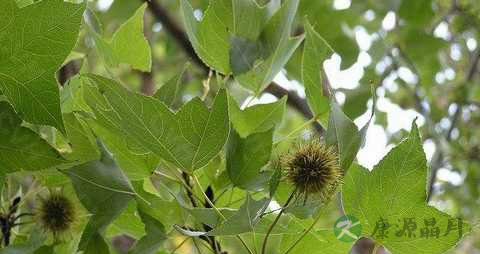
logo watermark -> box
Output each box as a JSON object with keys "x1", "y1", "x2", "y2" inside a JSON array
[
  {"x1": 371, "y1": 217, "x2": 463, "y2": 239},
  {"x1": 333, "y1": 215, "x2": 464, "y2": 242},
  {"x1": 333, "y1": 215, "x2": 362, "y2": 243}
]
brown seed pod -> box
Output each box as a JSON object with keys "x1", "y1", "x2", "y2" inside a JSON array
[
  {"x1": 37, "y1": 192, "x2": 75, "y2": 236},
  {"x1": 282, "y1": 140, "x2": 343, "y2": 202}
]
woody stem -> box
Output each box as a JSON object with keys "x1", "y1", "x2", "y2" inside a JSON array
[
  {"x1": 192, "y1": 174, "x2": 254, "y2": 254},
  {"x1": 261, "y1": 189, "x2": 297, "y2": 254}
]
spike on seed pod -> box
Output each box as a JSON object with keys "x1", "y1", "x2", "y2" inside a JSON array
[
  {"x1": 37, "y1": 192, "x2": 75, "y2": 237},
  {"x1": 282, "y1": 140, "x2": 343, "y2": 202}
]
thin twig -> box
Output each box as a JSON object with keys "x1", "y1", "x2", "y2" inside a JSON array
[
  {"x1": 427, "y1": 48, "x2": 480, "y2": 200},
  {"x1": 192, "y1": 175, "x2": 254, "y2": 254},
  {"x1": 192, "y1": 237, "x2": 204, "y2": 254},
  {"x1": 170, "y1": 237, "x2": 189, "y2": 254},
  {"x1": 261, "y1": 190, "x2": 296, "y2": 254}
]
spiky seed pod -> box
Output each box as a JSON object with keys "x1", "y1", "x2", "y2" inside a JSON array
[
  {"x1": 37, "y1": 192, "x2": 75, "y2": 236},
  {"x1": 283, "y1": 140, "x2": 343, "y2": 201}
]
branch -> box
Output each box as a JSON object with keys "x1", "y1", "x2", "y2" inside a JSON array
[
  {"x1": 143, "y1": 0, "x2": 325, "y2": 134},
  {"x1": 57, "y1": 60, "x2": 80, "y2": 86},
  {"x1": 427, "y1": 48, "x2": 480, "y2": 200},
  {"x1": 143, "y1": 0, "x2": 205, "y2": 70},
  {"x1": 181, "y1": 172, "x2": 222, "y2": 253}
]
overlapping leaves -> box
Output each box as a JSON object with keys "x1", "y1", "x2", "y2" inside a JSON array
[
  {"x1": 181, "y1": 0, "x2": 303, "y2": 94},
  {"x1": 0, "y1": 101, "x2": 66, "y2": 194},
  {"x1": 0, "y1": 0, "x2": 85, "y2": 132},
  {"x1": 93, "y1": 3, "x2": 152, "y2": 72},
  {"x1": 82, "y1": 74, "x2": 229, "y2": 172}
]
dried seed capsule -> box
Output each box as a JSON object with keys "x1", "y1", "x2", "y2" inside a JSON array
[
  {"x1": 283, "y1": 140, "x2": 343, "y2": 201},
  {"x1": 37, "y1": 192, "x2": 75, "y2": 236}
]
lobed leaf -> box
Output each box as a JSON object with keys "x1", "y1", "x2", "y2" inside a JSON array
[
  {"x1": 93, "y1": 3, "x2": 152, "y2": 72},
  {"x1": 342, "y1": 122, "x2": 470, "y2": 253},
  {"x1": 0, "y1": 101, "x2": 66, "y2": 194},
  {"x1": 301, "y1": 21, "x2": 334, "y2": 127},
  {"x1": 226, "y1": 128, "x2": 273, "y2": 191},
  {"x1": 82, "y1": 74, "x2": 229, "y2": 172},
  {"x1": 66, "y1": 147, "x2": 136, "y2": 252},
  {"x1": 0, "y1": 0, "x2": 85, "y2": 132}
]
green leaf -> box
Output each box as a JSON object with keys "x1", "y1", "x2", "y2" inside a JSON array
[
  {"x1": 398, "y1": 0, "x2": 434, "y2": 27},
  {"x1": 60, "y1": 76, "x2": 91, "y2": 114},
  {"x1": 65, "y1": 147, "x2": 136, "y2": 252},
  {"x1": 340, "y1": 85, "x2": 371, "y2": 120},
  {"x1": 153, "y1": 63, "x2": 189, "y2": 107},
  {"x1": 93, "y1": 3, "x2": 151, "y2": 72},
  {"x1": 14, "y1": 0, "x2": 33, "y2": 8},
  {"x1": 180, "y1": 0, "x2": 231, "y2": 73},
  {"x1": 301, "y1": 21, "x2": 333, "y2": 127},
  {"x1": 186, "y1": 207, "x2": 237, "y2": 228},
  {"x1": 174, "y1": 195, "x2": 270, "y2": 236},
  {"x1": 180, "y1": 0, "x2": 301, "y2": 93},
  {"x1": 110, "y1": 3, "x2": 151, "y2": 71},
  {"x1": 0, "y1": 229, "x2": 47, "y2": 254},
  {"x1": 33, "y1": 246, "x2": 54, "y2": 254},
  {"x1": 63, "y1": 113, "x2": 100, "y2": 163},
  {"x1": 299, "y1": 1, "x2": 359, "y2": 69},
  {"x1": 175, "y1": 92, "x2": 230, "y2": 171},
  {"x1": 208, "y1": 195, "x2": 269, "y2": 236},
  {"x1": 228, "y1": 95, "x2": 287, "y2": 137},
  {"x1": 342, "y1": 122, "x2": 470, "y2": 253},
  {"x1": 128, "y1": 209, "x2": 167, "y2": 254},
  {"x1": 82, "y1": 74, "x2": 229, "y2": 172},
  {"x1": 229, "y1": 36, "x2": 264, "y2": 75},
  {"x1": 180, "y1": 0, "x2": 268, "y2": 74},
  {"x1": 0, "y1": 101, "x2": 66, "y2": 174},
  {"x1": 87, "y1": 119, "x2": 159, "y2": 181},
  {"x1": 82, "y1": 232, "x2": 110, "y2": 254},
  {"x1": 107, "y1": 201, "x2": 145, "y2": 239},
  {"x1": 0, "y1": 173, "x2": 4, "y2": 196},
  {"x1": 78, "y1": 76, "x2": 160, "y2": 180},
  {"x1": 226, "y1": 128, "x2": 273, "y2": 191},
  {"x1": 235, "y1": 0, "x2": 303, "y2": 94},
  {"x1": 269, "y1": 163, "x2": 282, "y2": 198},
  {"x1": 325, "y1": 101, "x2": 362, "y2": 171},
  {"x1": 0, "y1": 0, "x2": 85, "y2": 132},
  {"x1": 280, "y1": 229, "x2": 354, "y2": 254},
  {"x1": 131, "y1": 180, "x2": 184, "y2": 231}
]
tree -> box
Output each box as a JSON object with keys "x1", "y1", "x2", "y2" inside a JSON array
[{"x1": 0, "y1": 0, "x2": 478, "y2": 253}]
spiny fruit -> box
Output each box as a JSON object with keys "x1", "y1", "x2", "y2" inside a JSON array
[
  {"x1": 37, "y1": 192, "x2": 75, "y2": 236},
  {"x1": 282, "y1": 140, "x2": 343, "y2": 201}
]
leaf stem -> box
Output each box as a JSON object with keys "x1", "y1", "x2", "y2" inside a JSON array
[
  {"x1": 152, "y1": 170, "x2": 182, "y2": 183},
  {"x1": 170, "y1": 237, "x2": 189, "y2": 254},
  {"x1": 192, "y1": 174, "x2": 225, "y2": 220},
  {"x1": 192, "y1": 174, "x2": 254, "y2": 254},
  {"x1": 282, "y1": 208, "x2": 323, "y2": 254},
  {"x1": 261, "y1": 189, "x2": 297, "y2": 254},
  {"x1": 161, "y1": 168, "x2": 204, "y2": 205},
  {"x1": 196, "y1": 236, "x2": 217, "y2": 254},
  {"x1": 192, "y1": 237, "x2": 204, "y2": 254}
]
